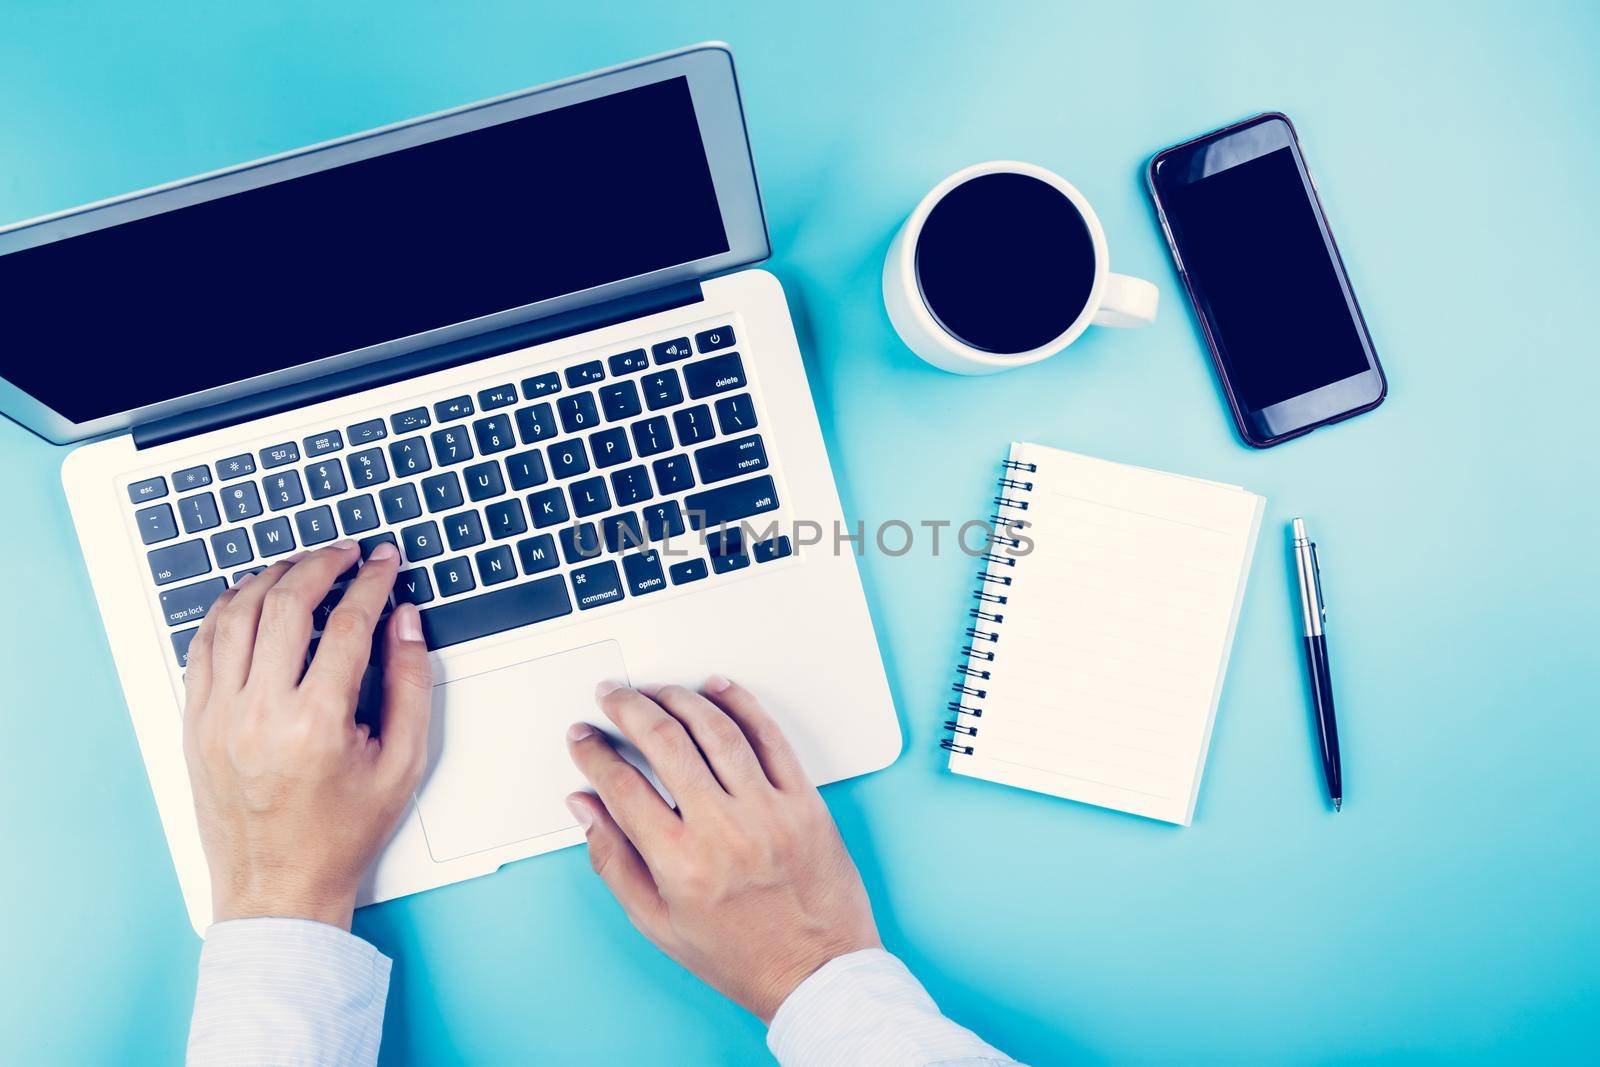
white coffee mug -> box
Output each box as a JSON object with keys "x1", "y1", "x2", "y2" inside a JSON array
[{"x1": 883, "y1": 160, "x2": 1159, "y2": 375}]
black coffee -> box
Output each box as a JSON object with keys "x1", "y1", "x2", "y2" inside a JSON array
[{"x1": 914, "y1": 172, "x2": 1097, "y2": 354}]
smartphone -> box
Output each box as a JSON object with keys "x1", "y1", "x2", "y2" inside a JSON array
[{"x1": 1148, "y1": 113, "x2": 1386, "y2": 448}]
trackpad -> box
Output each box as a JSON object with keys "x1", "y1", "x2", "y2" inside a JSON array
[{"x1": 415, "y1": 640, "x2": 644, "y2": 863}]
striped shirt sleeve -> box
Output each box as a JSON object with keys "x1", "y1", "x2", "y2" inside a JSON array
[
  {"x1": 767, "y1": 949, "x2": 1020, "y2": 1067},
  {"x1": 187, "y1": 917, "x2": 390, "y2": 1067}
]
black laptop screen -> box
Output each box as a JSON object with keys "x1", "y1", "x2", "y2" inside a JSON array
[{"x1": 0, "y1": 76, "x2": 729, "y2": 424}]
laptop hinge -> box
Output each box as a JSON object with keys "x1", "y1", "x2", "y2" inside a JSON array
[{"x1": 133, "y1": 280, "x2": 704, "y2": 449}]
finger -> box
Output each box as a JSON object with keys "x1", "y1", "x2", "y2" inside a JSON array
[
  {"x1": 649, "y1": 684, "x2": 770, "y2": 796},
  {"x1": 565, "y1": 792, "x2": 669, "y2": 942},
  {"x1": 207, "y1": 558, "x2": 297, "y2": 693},
  {"x1": 374, "y1": 603, "x2": 433, "y2": 788},
  {"x1": 698, "y1": 675, "x2": 813, "y2": 791},
  {"x1": 248, "y1": 540, "x2": 362, "y2": 688},
  {"x1": 303, "y1": 541, "x2": 399, "y2": 710},
  {"x1": 595, "y1": 682, "x2": 722, "y2": 808},
  {"x1": 566, "y1": 722, "x2": 680, "y2": 859},
  {"x1": 181, "y1": 585, "x2": 235, "y2": 718}
]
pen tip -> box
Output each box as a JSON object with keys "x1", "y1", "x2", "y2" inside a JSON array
[
  {"x1": 1333, "y1": 797, "x2": 1342, "y2": 812},
  {"x1": 1292, "y1": 517, "x2": 1307, "y2": 540}
]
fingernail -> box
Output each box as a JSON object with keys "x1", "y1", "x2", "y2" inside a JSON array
[
  {"x1": 567, "y1": 721, "x2": 596, "y2": 743},
  {"x1": 565, "y1": 794, "x2": 593, "y2": 830},
  {"x1": 333, "y1": 538, "x2": 357, "y2": 550},
  {"x1": 594, "y1": 678, "x2": 624, "y2": 700},
  {"x1": 369, "y1": 541, "x2": 398, "y2": 562},
  {"x1": 704, "y1": 674, "x2": 732, "y2": 695},
  {"x1": 395, "y1": 603, "x2": 422, "y2": 642}
]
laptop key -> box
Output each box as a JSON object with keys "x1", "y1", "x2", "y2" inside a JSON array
[
  {"x1": 673, "y1": 404, "x2": 715, "y2": 445},
  {"x1": 642, "y1": 369, "x2": 684, "y2": 411},
  {"x1": 431, "y1": 557, "x2": 477, "y2": 598},
  {"x1": 173, "y1": 465, "x2": 212, "y2": 491},
  {"x1": 390, "y1": 407, "x2": 431, "y2": 434},
  {"x1": 515, "y1": 402, "x2": 558, "y2": 444},
  {"x1": 505, "y1": 449, "x2": 548, "y2": 490},
  {"x1": 419, "y1": 573, "x2": 572, "y2": 648},
  {"x1": 708, "y1": 528, "x2": 749, "y2": 574},
  {"x1": 754, "y1": 535, "x2": 794, "y2": 563},
  {"x1": 434, "y1": 395, "x2": 475, "y2": 422},
  {"x1": 148, "y1": 539, "x2": 211, "y2": 586},
  {"x1": 609, "y1": 465, "x2": 653, "y2": 506},
  {"x1": 560, "y1": 523, "x2": 603, "y2": 564},
  {"x1": 388, "y1": 436, "x2": 432, "y2": 476},
  {"x1": 694, "y1": 325, "x2": 735, "y2": 352},
  {"x1": 394, "y1": 567, "x2": 435, "y2": 606},
  {"x1": 602, "y1": 512, "x2": 645, "y2": 554},
  {"x1": 136, "y1": 503, "x2": 178, "y2": 544},
  {"x1": 347, "y1": 447, "x2": 390, "y2": 488},
  {"x1": 400, "y1": 520, "x2": 444, "y2": 562},
  {"x1": 652, "y1": 454, "x2": 695, "y2": 494},
  {"x1": 570, "y1": 476, "x2": 611, "y2": 518},
  {"x1": 528, "y1": 487, "x2": 569, "y2": 529},
  {"x1": 253, "y1": 516, "x2": 295, "y2": 557},
  {"x1": 668, "y1": 558, "x2": 708, "y2": 585},
  {"x1": 631, "y1": 415, "x2": 672, "y2": 457},
  {"x1": 566, "y1": 360, "x2": 606, "y2": 388},
  {"x1": 714, "y1": 393, "x2": 759, "y2": 434},
  {"x1": 179, "y1": 492, "x2": 221, "y2": 534},
  {"x1": 548, "y1": 439, "x2": 591, "y2": 479},
  {"x1": 445, "y1": 511, "x2": 486, "y2": 551},
  {"x1": 379, "y1": 483, "x2": 422, "y2": 524},
  {"x1": 128, "y1": 475, "x2": 168, "y2": 503},
  {"x1": 464, "y1": 461, "x2": 506, "y2": 502},
  {"x1": 218, "y1": 454, "x2": 257, "y2": 480},
  {"x1": 622, "y1": 550, "x2": 667, "y2": 596},
  {"x1": 608, "y1": 348, "x2": 649, "y2": 376},
  {"x1": 571, "y1": 560, "x2": 624, "y2": 610},
  {"x1": 684, "y1": 475, "x2": 779, "y2": 530},
  {"x1": 260, "y1": 442, "x2": 299, "y2": 469},
  {"x1": 477, "y1": 384, "x2": 518, "y2": 410},
  {"x1": 210, "y1": 528, "x2": 254, "y2": 569},
  {"x1": 485, "y1": 498, "x2": 528, "y2": 540},
  {"x1": 652, "y1": 337, "x2": 692, "y2": 364},
  {"x1": 557, "y1": 393, "x2": 600, "y2": 434},
  {"x1": 304, "y1": 431, "x2": 344, "y2": 458},
  {"x1": 171, "y1": 627, "x2": 200, "y2": 668},
  {"x1": 306, "y1": 460, "x2": 348, "y2": 500},
  {"x1": 516, "y1": 533, "x2": 559, "y2": 574},
  {"x1": 473, "y1": 413, "x2": 515, "y2": 455},
  {"x1": 358, "y1": 532, "x2": 398, "y2": 559},
  {"x1": 337, "y1": 493, "x2": 380, "y2": 534},
  {"x1": 264, "y1": 471, "x2": 306, "y2": 511},
  {"x1": 599, "y1": 380, "x2": 642, "y2": 421},
  {"x1": 694, "y1": 434, "x2": 768, "y2": 484},
  {"x1": 431, "y1": 426, "x2": 474, "y2": 465},
  {"x1": 475, "y1": 545, "x2": 518, "y2": 586},
  {"x1": 642, "y1": 500, "x2": 685, "y2": 542},
  {"x1": 295, "y1": 506, "x2": 338, "y2": 546},
  {"x1": 590, "y1": 426, "x2": 632, "y2": 468},
  {"x1": 422, "y1": 471, "x2": 464, "y2": 513},
  {"x1": 520, "y1": 372, "x2": 561, "y2": 399},
  {"x1": 222, "y1": 482, "x2": 264, "y2": 521},
  {"x1": 684, "y1": 351, "x2": 746, "y2": 399},
  {"x1": 347, "y1": 418, "x2": 387, "y2": 445}
]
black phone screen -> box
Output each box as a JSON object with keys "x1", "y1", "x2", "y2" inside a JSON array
[{"x1": 1162, "y1": 145, "x2": 1370, "y2": 412}]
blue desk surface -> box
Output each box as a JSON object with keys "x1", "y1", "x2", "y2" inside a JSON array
[{"x1": 4, "y1": 2, "x2": 1597, "y2": 1062}]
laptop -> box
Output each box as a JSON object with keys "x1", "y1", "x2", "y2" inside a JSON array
[{"x1": 1, "y1": 44, "x2": 901, "y2": 933}]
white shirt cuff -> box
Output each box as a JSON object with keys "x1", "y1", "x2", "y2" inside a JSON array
[
  {"x1": 767, "y1": 948, "x2": 1016, "y2": 1067},
  {"x1": 188, "y1": 917, "x2": 391, "y2": 1067}
]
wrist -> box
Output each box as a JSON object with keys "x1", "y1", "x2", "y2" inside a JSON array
[
  {"x1": 752, "y1": 931, "x2": 882, "y2": 1023},
  {"x1": 212, "y1": 872, "x2": 358, "y2": 930}
]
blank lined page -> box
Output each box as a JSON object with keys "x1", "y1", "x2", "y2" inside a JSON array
[{"x1": 948, "y1": 442, "x2": 1264, "y2": 824}]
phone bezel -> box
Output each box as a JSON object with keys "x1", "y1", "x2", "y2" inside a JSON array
[{"x1": 1147, "y1": 113, "x2": 1386, "y2": 448}]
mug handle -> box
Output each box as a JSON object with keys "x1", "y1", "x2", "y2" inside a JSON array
[{"x1": 1092, "y1": 273, "x2": 1160, "y2": 328}]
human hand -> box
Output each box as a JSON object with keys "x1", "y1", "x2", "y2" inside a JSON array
[
  {"x1": 181, "y1": 540, "x2": 433, "y2": 930},
  {"x1": 565, "y1": 677, "x2": 880, "y2": 1022}
]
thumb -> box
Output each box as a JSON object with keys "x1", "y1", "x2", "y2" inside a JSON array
[
  {"x1": 566, "y1": 792, "x2": 670, "y2": 943},
  {"x1": 376, "y1": 602, "x2": 433, "y2": 788}
]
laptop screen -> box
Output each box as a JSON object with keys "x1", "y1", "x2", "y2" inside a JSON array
[{"x1": 0, "y1": 75, "x2": 729, "y2": 426}]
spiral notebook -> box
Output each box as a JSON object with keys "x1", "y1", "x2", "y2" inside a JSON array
[{"x1": 945, "y1": 442, "x2": 1265, "y2": 825}]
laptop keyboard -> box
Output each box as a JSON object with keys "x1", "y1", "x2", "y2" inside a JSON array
[{"x1": 129, "y1": 322, "x2": 792, "y2": 669}]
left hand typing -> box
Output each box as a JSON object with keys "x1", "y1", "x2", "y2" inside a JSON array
[{"x1": 181, "y1": 540, "x2": 433, "y2": 930}]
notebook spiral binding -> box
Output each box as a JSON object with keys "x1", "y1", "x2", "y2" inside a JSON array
[{"x1": 941, "y1": 457, "x2": 1038, "y2": 755}]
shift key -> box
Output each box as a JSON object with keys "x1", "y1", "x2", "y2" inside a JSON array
[{"x1": 684, "y1": 475, "x2": 778, "y2": 530}]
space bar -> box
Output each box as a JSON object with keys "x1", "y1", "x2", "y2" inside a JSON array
[{"x1": 419, "y1": 575, "x2": 574, "y2": 649}]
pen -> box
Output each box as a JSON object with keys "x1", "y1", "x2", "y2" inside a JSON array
[{"x1": 1291, "y1": 518, "x2": 1342, "y2": 811}]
